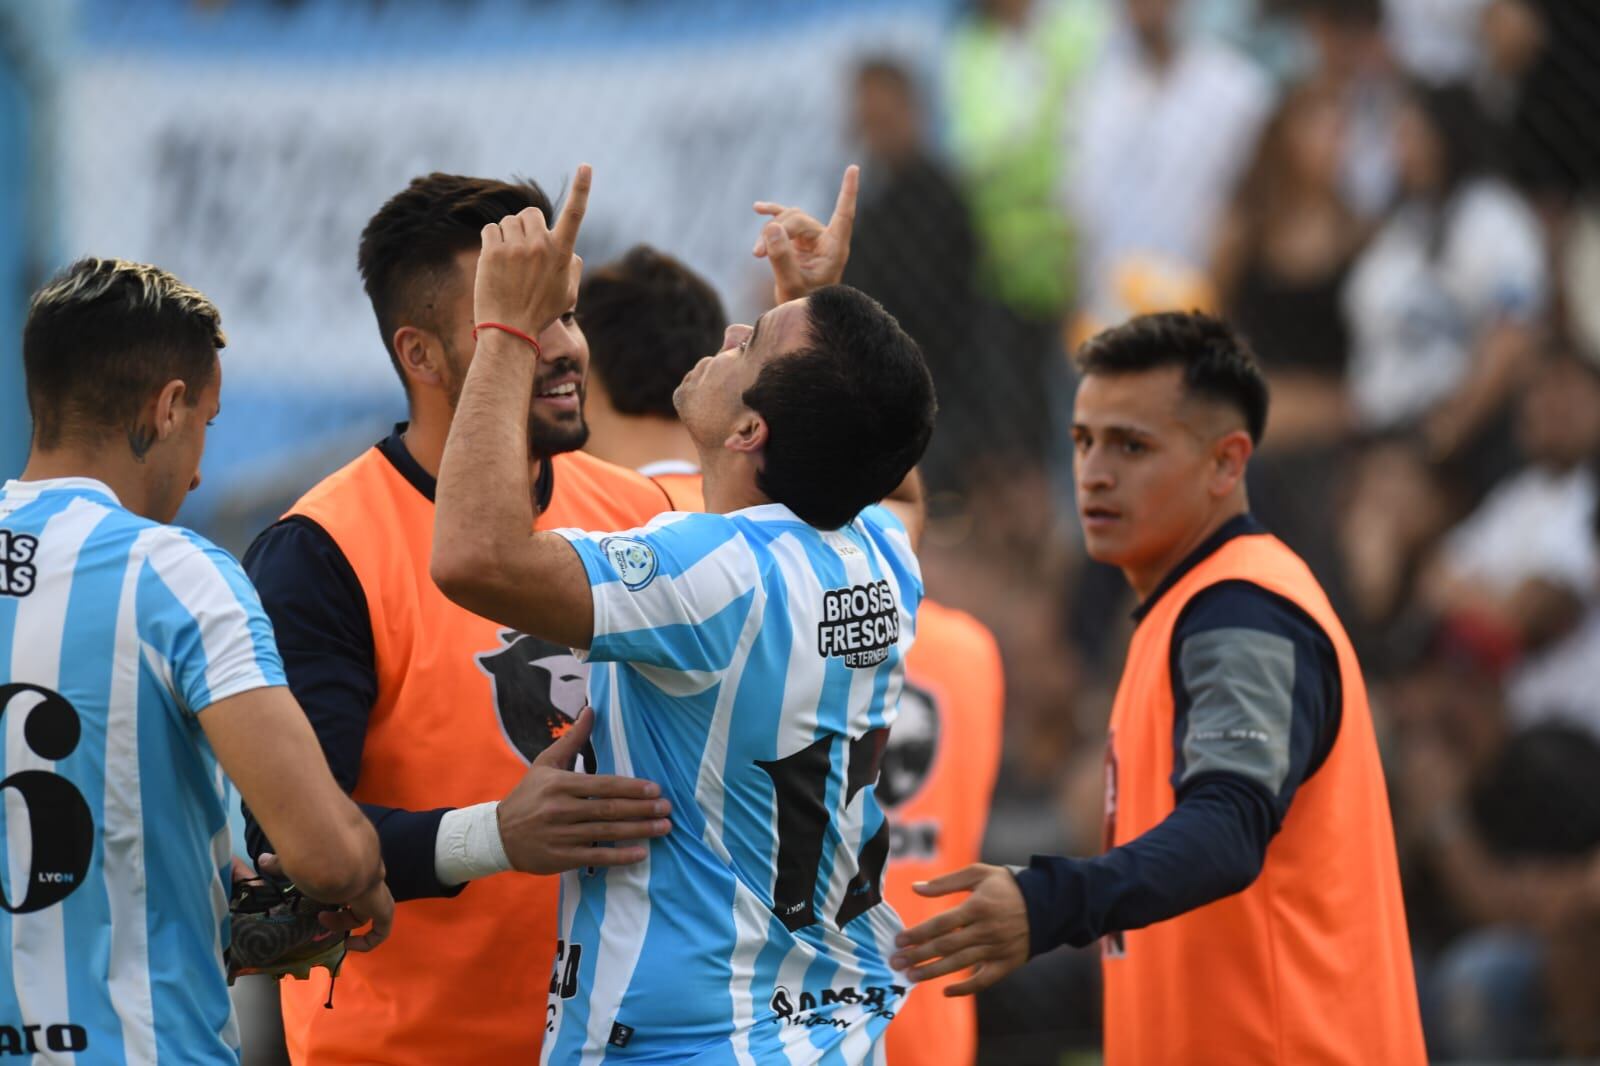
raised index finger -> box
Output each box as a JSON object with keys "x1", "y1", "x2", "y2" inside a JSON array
[
  {"x1": 827, "y1": 164, "x2": 859, "y2": 242},
  {"x1": 553, "y1": 163, "x2": 592, "y2": 258}
]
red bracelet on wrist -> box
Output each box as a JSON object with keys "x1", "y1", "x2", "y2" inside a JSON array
[{"x1": 473, "y1": 321, "x2": 543, "y2": 357}]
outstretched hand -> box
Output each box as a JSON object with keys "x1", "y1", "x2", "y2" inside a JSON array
[
  {"x1": 889, "y1": 863, "x2": 1031, "y2": 996},
  {"x1": 752, "y1": 164, "x2": 859, "y2": 305},
  {"x1": 495, "y1": 706, "x2": 673, "y2": 874},
  {"x1": 474, "y1": 163, "x2": 593, "y2": 340}
]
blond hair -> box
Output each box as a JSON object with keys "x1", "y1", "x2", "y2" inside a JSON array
[
  {"x1": 24, "y1": 257, "x2": 226, "y2": 450},
  {"x1": 29, "y1": 257, "x2": 226, "y2": 349}
]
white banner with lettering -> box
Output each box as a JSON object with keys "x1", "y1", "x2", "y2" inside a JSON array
[{"x1": 62, "y1": 11, "x2": 937, "y2": 396}]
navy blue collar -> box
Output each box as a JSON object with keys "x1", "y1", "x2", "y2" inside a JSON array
[
  {"x1": 1130, "y1": 513, "x2": 1266, "y2": 621},
  {"x1": 378, "y1": 423, "x2": 555, "y2": 512}
]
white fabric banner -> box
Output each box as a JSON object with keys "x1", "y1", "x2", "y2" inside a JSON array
[{"x1": 62, "y1": 12, "x2": 937, "y2": 393}]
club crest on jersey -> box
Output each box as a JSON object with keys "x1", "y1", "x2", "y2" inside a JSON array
[
  {"x1": 475, "y1": 631, "x2": 591, "y2": 764},
  {"x1": 817, "y1": 580, "x2": 899, "y2": 668},
  {"x1": 600, "y1": 536, "x2": 658, "y2": 591}
]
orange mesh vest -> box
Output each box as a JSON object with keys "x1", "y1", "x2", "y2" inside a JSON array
[
  {"x1": 882, "y1": 600, "x2": 1004, "y2": 1066},
  {"x1": 277, "y1": 446, "x2": 669, "y2": 1065},
  {"x1": 1102, "y1": 531, "x2": 1425, "y2": 1066}
]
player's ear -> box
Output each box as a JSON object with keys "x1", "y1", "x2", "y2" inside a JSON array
[
  {"x1": 1210, "y1": 428, "x2": 1252, "y2": 497},
  {"x1": 151, "y1": 378, "x2": 188, "y2": 443},
  {"x1": 393, "y1": 326, "x2": 448, "y2": 391},
  {"x1": 725, "y1": 411, "x2": 767, "y2": 456}
]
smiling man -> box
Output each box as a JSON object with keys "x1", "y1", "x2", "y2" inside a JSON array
[
  {"x1": 240, "y1": 173, "x2": 676, "y2": 1065},
  {"x1": 892, "y1": 312, "x2": 1426, "y2": 1065}
]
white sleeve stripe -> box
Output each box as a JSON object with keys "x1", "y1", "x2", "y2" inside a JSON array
[
  {"x1": 644, "y1": 510, "x2": 707, "y2": 533},
  {"x1": 107, "y1": 536, "x2": 159, "y2": 1063},
  {"x1": 590, "y1": 532, "x2": 762, "y2": 638},
  {"x1": 138, "y1": 530, "x2": 270, "y2": 710}
]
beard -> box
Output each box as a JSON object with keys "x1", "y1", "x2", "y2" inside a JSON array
[
  {"x1": 527, "y1": 405, "x2": 589, "y2": 457},
  {"x1": 441, "y1": 343, "x2": 590, "y2": 458}
]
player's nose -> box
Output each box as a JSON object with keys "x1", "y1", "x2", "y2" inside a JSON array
[
  {"x1": 1076, "y1": 453, "x2": 1114, "y2": 491},
  {"x1": 543, "y1": 318, "x2": 586, "y2": 365}
]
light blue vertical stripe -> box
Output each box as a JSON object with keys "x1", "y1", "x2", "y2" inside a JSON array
[
  {"x1": 139, "y1": 665, "x2": 234, "y2": 1064},
  {"x1": 801, "y1": 948, "x2": 844, "y2": 1060},
  {"x1": 59, "y1": 515, "x2": 131, "y2": 1063},
  {"x1": 744, "y1": 925, "x2": 794, "y2": 1062},
  {"x1": 550, "y1": 870, "x2": 608, "y2": 1063},
  {"x1": 138, "y1": 556, "x2": 216, "y2": 712},
  {"x1": 176, "y1": 531, "x2": 286, "y2": 685},
  {"x1": 730, "y1": 530, "x2": 795, "y2": 1065}
]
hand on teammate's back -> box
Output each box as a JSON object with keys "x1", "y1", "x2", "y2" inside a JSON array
[
  {"x1": 496, "y1": 706, "x2": 673, "y2": 875},
  {"x1": 890, "y1": 863, "x2": 1031, "y2": 996},
  {"x1": 474, "y1": 163, "x2": 593, "y2": 340},
  {"x1": 751, "y1": 164, "x2": 859, "y2": 305}
]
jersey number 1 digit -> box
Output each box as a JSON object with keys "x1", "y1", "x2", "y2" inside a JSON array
[{"x1": 757, "y1": 729, "x2": 890, "y2": 932}]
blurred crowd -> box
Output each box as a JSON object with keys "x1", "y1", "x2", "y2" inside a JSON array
[
  {"x1": 139, "y1": 0, "x2": 1600, "y2": 1059},
  {"x1": 832, "y1": 0, "x2": 1600, "y2": 1060}
]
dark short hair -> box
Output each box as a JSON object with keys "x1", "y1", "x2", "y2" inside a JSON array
[
  {"x1": 1075, "y1": 311, "x2": 1269, "y2": 444},
  {"x1": 24, "y1": 257, "x2": 225, "y2": 451},
  {"x1": 855, "y1": 55, "x2": 916, "y2": 96},
  {"x1": 743, "y1": 285, "x2": 935, "y2": 529},
  {"x1": 358, "y1": 172, "x2": 553, "y2": 390},
  {"x1": 578, "y1": 245, "x2": 727, "y2": 418}
]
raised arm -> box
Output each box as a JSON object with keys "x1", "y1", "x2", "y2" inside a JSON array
[{"x1": 430, "y1": 166, "x2": 598, "y2": 649}]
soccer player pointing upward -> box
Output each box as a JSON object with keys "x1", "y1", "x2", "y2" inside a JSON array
[{"x1": 432, "y1": 165, "x2": 936, "y2": 1064}]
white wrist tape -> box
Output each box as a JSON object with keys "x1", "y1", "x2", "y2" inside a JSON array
[{"x1": 434, "y1": 801, "x2": 513, "y2": 886}]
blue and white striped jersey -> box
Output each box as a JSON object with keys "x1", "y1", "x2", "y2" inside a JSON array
[
  {"x1": 0, "y1": 477, "x2": 285, "y2": 1065},
  {"x1": 543, "y1": 503, "x2": 923, "y2": 1066}
]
